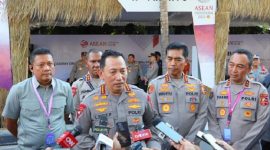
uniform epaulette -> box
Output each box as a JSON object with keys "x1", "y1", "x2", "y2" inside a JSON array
[
  {"x1": 249, "y1": 80, "x2": 263, "y2": 86},
  {"x1": 129, "y1": 84, "x2": 144, "y2": 92},
  {"x1": 156, "y1": 74, "x2": 166, "y2": 80},
  {"x1": 187, "y1": 75, "x2": 200, "y2": 82}
]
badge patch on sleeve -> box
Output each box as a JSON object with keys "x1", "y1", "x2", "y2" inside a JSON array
[
  {"x1": 72, "y1": 87, "x2": 77, "y2": 97},
  {"x1": 260, "y1": 93, "x2": 269, "y2": 106},
  {"x1": 76, "y1": 104, "x2": 87, "y2": 119},
  {"x1": 148, "y1": 84, "x2": 155, "y2": 94}
]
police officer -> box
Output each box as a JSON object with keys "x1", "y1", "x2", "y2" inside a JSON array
[
  {"x1": 127, "y1": 53, "x2": 143, "y2": 86},
  {"x1": 248, "y1": 54, "x2": 268, "y2": 83},
  {"x1": 148, "y1": 42, "x2": 208, "y2": 149},
  {"x1": 73, "y1": 50, "x2": 161, "y2": 150},
  {"x1": 143, "y1": 53, "x2": 159, "y2": 84},
  {"x1": 208, "y1": 49, "x2": 270, "y2": 150},
  {"x1": 72, "y1": 49, "x2": 102, "y2": 115},
  {"x1": 155, "y1": 51, "x2": 163, "y2": 76},
  {"x1": 2, "y1": 48, "x2": 74, "y2": 149},
  {"x1": 69, "y1": 51, "x2": 89, "y2": 84}
]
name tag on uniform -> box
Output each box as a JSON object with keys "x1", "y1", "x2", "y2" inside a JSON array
[
  {"x1": 46, "y1": 132, "x2": 55, "y2": 146},
  {"x1": 223, "y1": 128, "x2": 231, "y2": 141}
]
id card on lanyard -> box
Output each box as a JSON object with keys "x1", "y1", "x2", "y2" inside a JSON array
[
  {"x1": 223, "y1": 87, "x2": 245, "y2": 141},
  {"x1": 32, "y1": 79, "x2": 55, "y2": 146}
]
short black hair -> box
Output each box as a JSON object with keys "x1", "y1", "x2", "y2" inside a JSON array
[
  {"x1": 100, "y1": 50, "x2": 125, "y2": 69},
  {"x1": 128, "y1": 54, "x2": 135, "y2": 58},
  {"x1": 29, "y1": 48, "x2": 53, "y2": 64},
  {"x1": 165, "y1": 42, "x2": 188, "y2": 58},
  {"x1": 231, "y1": 49, "x2": 253, "y2": 67},
  {"x1": 87, "y1": 48, "x2": 102, "y2": 58},
  {"x1": 155, "y1": 51, "x2": 161, "y2": 57},
  {"x1": 81, "y1": 51, "x2": 87, "y2": 56}
]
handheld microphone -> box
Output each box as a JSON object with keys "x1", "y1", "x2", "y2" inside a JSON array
[
  {"x1": 153, "y1": 118, "x2": 183, "y2": 143},
  {"x1": 130, "y1": 125, "x2": 152, "y2": 150},
  {"x1": 116, "y1": 122, "x2": 132, "y2": 147},
  {"x1": 131, "y1": 125, "x2": 152, "y2": 142},
  {"x1": 196, "y1": 131, "x2": 224, "y2": 150},
  {"x1": 56, "y1": 125, "x2": 82, "y2": 148},
  {"x1": 95, "y1": 133, "x2": 113, "y2": 150}
]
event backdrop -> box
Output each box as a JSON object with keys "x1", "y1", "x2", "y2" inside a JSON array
[
  {"x1": 0, "y1": 0, "x2": 12, "y2": 90},
  {"x1": 31, "y1": 35, "x2": 270, "y2": 83}
]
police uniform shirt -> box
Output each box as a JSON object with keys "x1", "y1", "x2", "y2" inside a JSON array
[
  {"x1": 127, "y1": 61, "x2": 143, "y2": 85},
  {"x1": 2, "y1": 76, "x2": 74, "y2": 149},
  {"x1": 73, "y1": 84, "x2": 161, "y2": 150},
  {"x1": 69, "y1": 60, "x2": 88, "y2": 82},
  {"x1": 72, "y1": 73, "x2": 102, "y2": 112},
  {"x1": 146, "y1": 62, "x2": 159, "y2": 83},
  {"x1": 148, "y1": 73, "x2": 208, "y2": 142},
  {"x1": 208, "y1": 79, "x2": 270, "y2": 150}
]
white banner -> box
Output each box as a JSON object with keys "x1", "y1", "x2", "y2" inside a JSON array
[
  {"x1": 118, "y1": 0, "x2": 216, "y2": 12},
  {"x1": 31, "y1": 35, "x2": 270, "y2": 84}
]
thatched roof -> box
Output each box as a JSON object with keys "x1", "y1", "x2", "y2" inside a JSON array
[
  {"x1": 219, "y1": 0, "x2": 270, "y2": 21},
  {"x1": 7, "y1": 0, "x2": 122, "y2": 25}
]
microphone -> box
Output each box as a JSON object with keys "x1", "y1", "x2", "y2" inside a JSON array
[
  {"x1": 116, "y1": 122, "x2": 132, "y2": 147},
  {"x1": 131, "y1": 128, "x2": 152, "y2": 142},
  {"x1": 153, "y1": 118, "x2": 183, "y2": 143},
  {"x1": 95, "y1": 133, "x2": 113, "y2": 150},
  {"x1": 196, "y1": 131, "x2": 224, "y2": 150},
  {"x1": 130, "y1": 125, "x2": 152, "y2": 150},
  {"x1": 56, "y1": 125, "x2": 82, "y2": 148}
]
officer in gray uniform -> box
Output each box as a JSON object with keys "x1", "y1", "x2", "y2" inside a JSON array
[
  {"x1": 69, "y1": 51, "x2": 89, "y2": 83},
  {"x1": 144, "y1": 53, "x2": 159, "y2": 84},
  {"x1": 248, "y1": 55, "x2": 268, "y2": 83},
  {"x1": 127, "y1": 54, "x2": 143, "y2": 85},
  {"x1": 208, "y1": 49, "x2": 270, "y2": 150},
  {"x1": 72, "y1": 49, "x2": 102, "y2": 113},
  {"x1": 2, "y1": 48, "x2": 74, "y2": 149},
  {"x1": 148, "y1": 42, "x2": 208, "y2": 149},
  {"x1": 73, "y1": 50, "x2": 161, "y2": 150}
]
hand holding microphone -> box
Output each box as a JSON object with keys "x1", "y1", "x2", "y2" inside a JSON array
[
  {"x1": 56, "y1": 125, "x2": 82, "y2": 148},
  {"x1": 130, "y1": 125, "x2": 152, "y2": 150},
  {"x1": 153, "y1": 118, "x2": 183, "y2": 143}
]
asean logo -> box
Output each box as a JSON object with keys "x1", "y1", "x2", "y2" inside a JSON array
[{"x1": 80, "y1": 40, "x2": 88, "y2": 48}]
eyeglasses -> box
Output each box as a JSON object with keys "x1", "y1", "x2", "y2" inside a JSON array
[{"x1": 34, "y1": 62, "x2": 55, "y2": 68}]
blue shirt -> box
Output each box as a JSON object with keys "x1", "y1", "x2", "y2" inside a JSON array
[{"x1": 2, "y1": 76, "x2": 74, "y2": 149}]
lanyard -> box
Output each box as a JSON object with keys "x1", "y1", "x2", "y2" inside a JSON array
[
  {"x1": 226, "y1": 87, "x2": 245, "y2": 127},
  {"x1": 32, "y1": 80, "x2": 54, "y2": 129}
]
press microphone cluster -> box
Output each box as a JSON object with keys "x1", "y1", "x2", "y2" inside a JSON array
[
  {"x1": 153, "y1": 118, "x2": 183, "y2": 143},
  {"x1": 56, "y1": 125, "x2": 82, "y2": 148}
]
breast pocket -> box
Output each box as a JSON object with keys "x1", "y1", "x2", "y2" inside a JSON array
[
  {"x1": 21, "y1": 101, "x2": 40, "y2": 119},
  {"x1": 51, "y1": 98, "x2": 66, "y2": 116},
  {"x1": 185, "y1": 97, "x2": 200, "y2": 113},
  {"x1": 215, "y1": 100, "x2": 229, "y2": 119},
  {"x1": 240, "y1": 101, "x2": 257, "y2": 121}
]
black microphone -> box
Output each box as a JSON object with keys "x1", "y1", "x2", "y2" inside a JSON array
[
  {"x1": 153, "y1": 118, "x2": 183, "y2": 143},
  {"x1": 116, "y1": 122, "x2": 132, "y2": 147}
]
